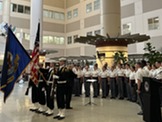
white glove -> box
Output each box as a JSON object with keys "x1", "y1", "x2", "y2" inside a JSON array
[{"x1": 53, "y1": 75, "x2": 59, "y2": 79}]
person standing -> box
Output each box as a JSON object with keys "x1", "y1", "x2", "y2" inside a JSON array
[
  {"x1": 116, "y1": 63, "x2": 125, "y2": 99},
  {"x1": 53, "y1": 58, "x2": 68, "y2": 120},
  {"x1": 28, "y1": 76, "x2": 39, "y2": 112},
  {"x1": 135, "y1": 62, "x2": 148, "y2": 115},
  {"x1": 109, "y1": 65, "x2": 117, "y2": 99},
  {"x1": 99, "y1": 66, "x2": 109, "y2": 98},
  {"x1": 65, "y1": 64, "x2": 77, "y2": 109},
  {"x1": 44, "y1": 62, "x2": 55, "y2": 116},
  {"x1": 124, "y1": 63, "x2": 131, "y2": 100},
  {"x1": 83, "y1": 64, "x2": 92, "y2": 97},
  {"x1": 154, "y1": 61, "x2": 162, "y2": 106},
  {"x1": 129, "y1": 66, "x2": 137, "y2": 102},
  {"x1": 91, "y1": 63, "x2": 100, "y2": 97},
  {"x1": 36, "y1": 63, "x2": 48, "y2": 114},
  {"x1": 74, "y1": 65, "x2": 83, "y2": 96}
]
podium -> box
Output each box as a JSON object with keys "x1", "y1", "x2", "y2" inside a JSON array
[
  {"x1": 85, "y1": 79, "x2": 97, "y2": 106},
  {"x1": 142, "y1": 77, "x2": 162, "y2": 122}
]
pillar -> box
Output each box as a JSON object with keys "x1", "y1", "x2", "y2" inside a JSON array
[
  {"x1": 2, "y1": 0, "x2": 10, "y2": 24},
  {"x1": 101, "y1": 0, "x2": 121, "y2": 37},
  {"x1": 30, "y1": 0, "x2": 43, "y2": 50}
]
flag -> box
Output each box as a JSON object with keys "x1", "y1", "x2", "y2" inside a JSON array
[
  {"x1": 30, "y1": 23, "x2": 40, "y2": 85},
  {"x1": 0, "y1": 28, "x2": 31, "y2": 103}
]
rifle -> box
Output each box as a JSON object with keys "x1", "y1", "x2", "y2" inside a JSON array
[{"x1": 50, "y1": 78, "x2": 56, "y2": 99}]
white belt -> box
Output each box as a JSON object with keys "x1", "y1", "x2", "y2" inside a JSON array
[
  {"x1": 39, "y1": 80, "x2": 43, "y2": 82},
  {"x1": 47, "y1": 81, "x2": 53, "y2": 84},
  {"x1": 57, "y1": 81, "x2": 67, "y2": 84}
]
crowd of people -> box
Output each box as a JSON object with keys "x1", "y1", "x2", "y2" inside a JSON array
[{"x1": 26, "y1": 58, "x2": 162, "y2": 120}]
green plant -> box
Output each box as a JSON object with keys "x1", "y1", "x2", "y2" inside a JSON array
[
  {"x1": 113, "y1": 51, "x2": 127, "y2": 64},
  {"x1": 128, "y1": 58, "x2": 136, "y2": 66},
  {"x1": 143, "y1": 42, "x2": 162, "y2": 64}
]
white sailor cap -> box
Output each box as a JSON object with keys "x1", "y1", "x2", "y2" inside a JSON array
[{"x1": 59, "y1": 57, "x2": 66, "y2": 61}]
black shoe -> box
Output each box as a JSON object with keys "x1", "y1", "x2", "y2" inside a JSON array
[
  {"x1": 85, "y1": 95, "x2": 89, "y2": 97},
  {"x1": 102, "y1": 96, "x2": 106, "y2": 98},
  {"x1": 58, "y1": 116, "x2": 65, "y2": 120},
  {"x1": 137, "y1": 111, "x2": 143, "y2": 115},
  {"x1": 66, "y1": 107, "x2": 73, "y2": 109},
  {"x1": 53, "y1": 115, "x2": 60, "y2": 119},
  {"x1": 110, "y1": 97, "x2": 115, "y2": 99},
  {"x1": 35, "y1": 110, "x2": 44, "y2": 114},
  {"x1": 42, "y1": 111, "x2": 47, "y2": 115},
  {"x1": 93, "y1": 96, "x2": 97, "y2": 98},
  {"x1": 119, "y1": 97, "x2": 124, "y2": 100},
  {"x1": 29, "y1": 108, "x2": 38, "y2": 112},
  {"x1": 46, "y1": 113, "x2": 53, "y2": 116}
]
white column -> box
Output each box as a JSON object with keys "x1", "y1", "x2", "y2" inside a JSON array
[
  {"x1": 2, "y1": 0, "x2": 11, "y2": 24},
  {"x1": 30, "y1": 0, "x2": 43, "y2": 50},
  {"x1": 101, "y1": 0, "x2": 121, "y2": 37}
]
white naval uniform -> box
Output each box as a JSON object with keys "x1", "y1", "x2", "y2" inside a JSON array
[
  {"x1": 83, "y1": 68, "x2": 92, "y2": 97},
  {"x1": 91, "y1": 68, "x2": 100, "y2": 97},
  {"x1": 99, "y1": 70, "x2": 109, "y2": 98}
]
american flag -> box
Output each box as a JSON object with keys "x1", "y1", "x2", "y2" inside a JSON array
[{"x1": 30, "y1": 23, "x2": 40, "y2": 85}]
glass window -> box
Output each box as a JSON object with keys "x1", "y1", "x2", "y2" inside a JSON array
[
  {"x1": 122, "y1": 23, "x2": 132, "y2": 34},
  {"x1": 43, "y1": 36, "x2": 65, "y2": 44},
  {"x1": 24, "y1": 6, "x2": 30, "y2": 14},
  {"x1": 60, "y1": 37, "x2": 65, "y2": 44},
  {"x1": 43, "y1": 36, "x2": 49, "y2": 43},
  {"x1": 49, "y1": 36, "x2": 54, "y2": 43},
  {"x1": 16, "y1": 32, "x2": 20, "y2": 39},
  {"x1": 60, "y1": 13, "x2": 65, "y2": 20},
  {"x1": 67, "y1": 11, "x2": 72, "y2": 19},
  {"x1": 94, "y1": 30, "x2": 101, "y2": 35},
  {"x1": 18, "y1": 5, "x2": 24, "y2": 13},
  {"x1": 53, "y1": 12, "x2": 60, "y2": 20},
  {"x1": 73, "y1": 35, "x2": 78, "y2": 43},
  {"x1": 11, "y1": 3, "x2": 17, "y2": 12},
  {"x1": 43, "y1": 10, "x2": 49, "y2": 18},
  {"x1": 148, "y1": 17, "x2": 160, "y2": 30},
  {"x1": 67, "y1": 36, "x2": 72, "y2": 44},
  {"x1": 86, "y1": 3, "x2": 92, "y2": 13},
  {"x1": 73, "y1": 8, "x2": 78, "y2": 17},
  {"x1": 87, "y1": 31, "x2": 92, "y2": 36},
  {"x1": 94, "y1": 0, "x2": 100, "y2": 10},
  {"x1": 0, "y1": 2, "x2": 2, "y2": 11},
  {"x1": 25, "y1": 33, "x2": 30, "y2": 40},
  {"x1": 48, "y1": 10, "x2": 53, "y2": 18},
  {"x1": 55, "y1": 37, "x2": 61, "y2": 44}
]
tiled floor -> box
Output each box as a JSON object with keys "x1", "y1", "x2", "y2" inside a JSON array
[{"x1": 0, "y1": 82, "x2": 143, "y2": 122}]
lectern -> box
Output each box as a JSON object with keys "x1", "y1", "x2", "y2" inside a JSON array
[{"x1": 142, "y1": 77, "x2": 162, "y2": 122}]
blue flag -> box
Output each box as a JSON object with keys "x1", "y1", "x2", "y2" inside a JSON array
[{"x1": 0, "y1": 28, "x2": 31, "y2": 103}]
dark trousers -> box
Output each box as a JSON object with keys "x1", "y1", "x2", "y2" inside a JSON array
[
  {"x1": 65, "y1": 81, "x2": 74, "y2": 108},
  {"x1": 110, "y1": 78, "x2": 116, "y2": 98},
  {"x1": 38, "y1": 82, "x2": 46, "y2": 105},
  {"x1": 97, "y1": 82, "x2": 100, "y2": 96},
  {"x1": 56, "y1": 83, "x2": 66, "y2": 109},
  {"x1": 31, "y1": 85, "x2": 39, "y2": 103},
  {"x1": 101, "y1": 78, "x2": 108, "y2": 97},
  {"x1": 130, "y1": 80, "x2": 137, "y2": 102},
  {"x1": 118, "y1": 77, "x2": 124, "y2": 98},
  {"x1": 92, "y1": 77, "x2": 98, "y2": 97},
  {"x1": 46, "y1": 83, "x2": 54, "y2": 110},
  {"x1": 159, "y1": 88, "x2": 162, "y2": 106},
  {"x1": 80, "y1": 80, "x2": 83, "y2": 95},
  {"x1": 138, "y1": 92, "x2": 144, "y2": 112},
  {"x1": 74, "y1": 78, "x2": 81, "y2": 96},
  {"x1": 84, "y1": 77, "x2": 91, "y2": 96},
  {"x1": 125, "y1": 77, "x2": 132, "y2": 100}
]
